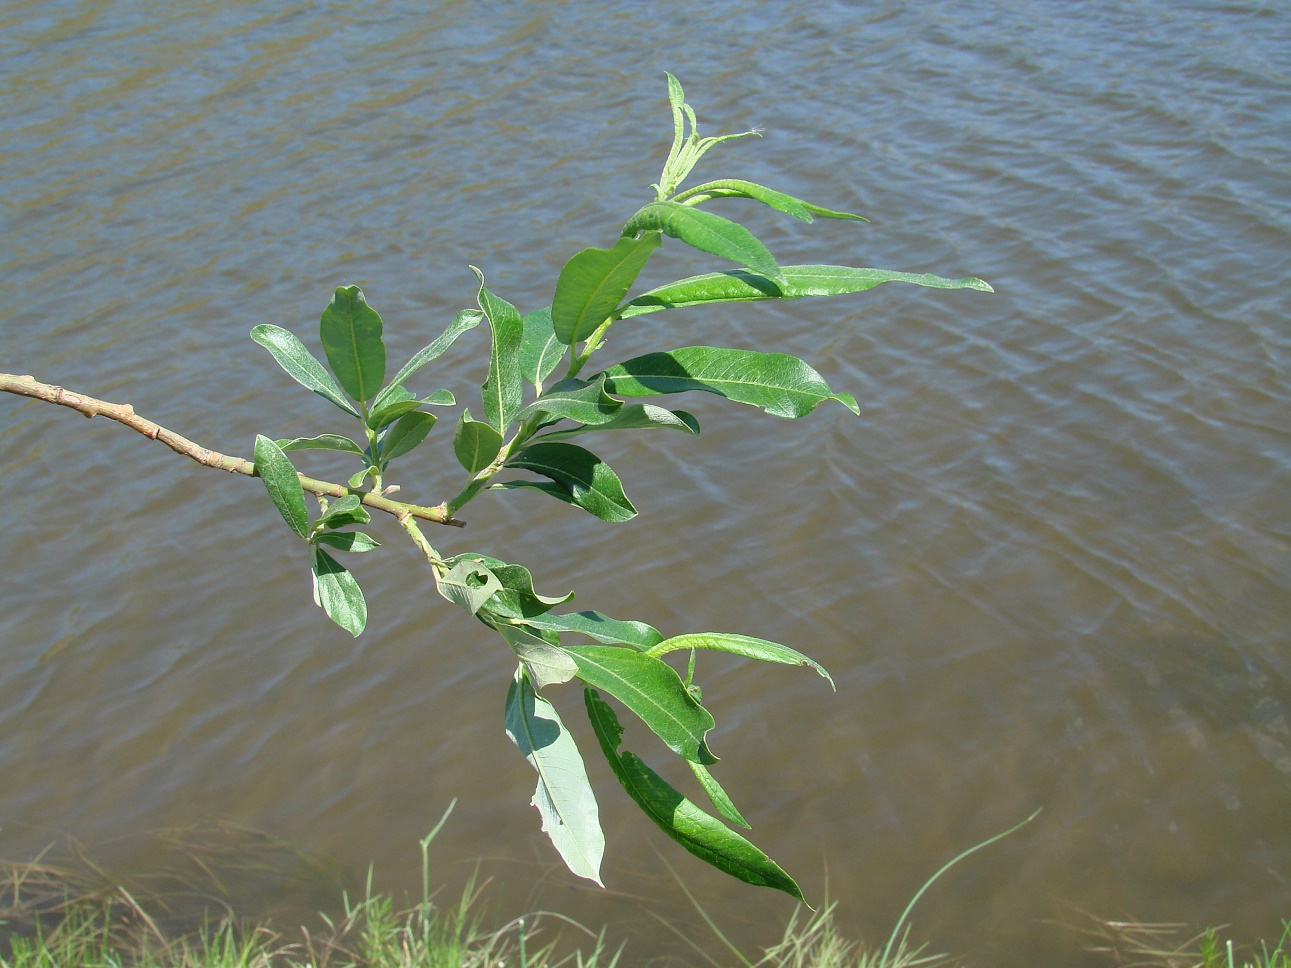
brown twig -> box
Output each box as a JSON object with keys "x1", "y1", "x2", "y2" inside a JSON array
[{"x1": 0, "y1": 372, "x2": 464, "y2": 528}]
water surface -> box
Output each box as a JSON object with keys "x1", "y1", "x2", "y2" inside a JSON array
[{"x1": 2, "y1": 1, "x2": 1289, "y2": 964}]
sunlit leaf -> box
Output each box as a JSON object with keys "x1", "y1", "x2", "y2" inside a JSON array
[
  {"x1": 551, "y1": 232, "x2": 662, "y2": 345},
  {"x1": 379, "y1": 411, "x2": 436, "y2": 463},
  {"x1": 276, "y1": 434, "x2": 366, "y2": 456},
  {"x1": 445, "y1": 552, "x2": 573, "y2": 622},
  {"x1": 622, "y1": 201, "x2": 785, "y2": 287},
  {"x1": 474, "y1": 268, "x2": 524, "y2": 433},
  {"x1": 320, "y1": 285, "x2": 386, "y2": 407},
  {"x1": 253, "y1": 435, "x2": 309, "y2": 540},
  {"x1": 535, "y1": 404, "x2": 700, "y2": 442},
  {"x1": 519, "y1": 375, "x2": 623, "y2": 427},
  {"x1": 519, "y1": 611, "x2": 664, "y2": 651},
  {"x1": 250, "y1": 324, "x2": 360, "y2": 418},
  {"x1": 498, "y1": 625, "x2": 578, "y2": 689},
  {"x1": 618, "y1": 264, "x2": 993, "y2": 319},
  {"x1": 453, "y1": 409, "x2": 504, "y2": 475},
  {"x1": 599, "y1": 346, "x2": 859, "y2": 419},
  {"x1": 506, "y1": 675, "x2": 604, "y2": 885},
  {"x1": 585, "y1": 688, "x2": 803, "y2": 900},
  {"x1": 435, "y1": 557, "x2": 503, "y2": 615},
  {"x1": 562, "y1": 646, "x2": 714, "y2": 763},
  {"x1": 647, "y1": 632, "x2": 834, "y2": 689},
  {"x1": 673, "y1": 179, "x2": 866, "y2": 223},
  {"x1": 374, "y1": 309, "x2": 484, "y2": 412},
  {"x1": 310, "y1": 545, "x2": 367, "y2": 637},
  {"x1": 519, "y1": 307, "x2": 565, "y2": 390},
  {"x1": 318, "y1": 494, "x2": 371, "y2": 529},
  {"x1": 314, "y1": 531, "x2": 380, "y2": 553},
  {"x1": 690, "y1": 761, "x2": 750, "y2": 829},
  {"x1": 504, "y1": 442, "x2": 636, "y2": 522}
]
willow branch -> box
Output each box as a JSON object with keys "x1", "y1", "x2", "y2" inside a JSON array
[{"x1": 0, "y1": 372, "x2": 465, "y2": 528}]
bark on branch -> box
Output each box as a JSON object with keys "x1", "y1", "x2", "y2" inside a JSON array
[{"x1": 0, "y1": 372, "x2": 464, "y2": 527}]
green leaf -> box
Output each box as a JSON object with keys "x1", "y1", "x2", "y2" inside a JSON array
[
  {"x1": 618, "y1": 264, "x2": 993, "y2": 319},
  {"x1": 673, "y1": 179, "x2": 866, "y2": 223},
  {"x1": 506, "y1": 676, "x2": 604, "y2": 885},
  {"x1": 551, "y1": 232, "x2": 662, "y2": 345},
  {"x1": 310, "y1": 545, "x2": 367, "y2": 637},
  {"x1": 320, "y1": 285, "x2": 386, "y2": 407},
  {"x1": 447, "y1": 553, "x2": 573, "y2": 622},
  {"x1": 253, "y1": 435, "x2": 309, "y2": 540},
  {"x1": 519, "y1": 307, "x2": 565, "y2": 390},
  {"x1": 365, "y1": 389, "x2": 455, "y2": 432},
  {"x1": 498, "y1": 625, "x2": 578, "y2": 689},
  {"x1": 535, "y1": 404, "x2": 700, "y2": 442},
  {"x1": 690, "y1": 761, "x2": 750, "y2": 829},
  {"x1": 536, "y1": 404, "x2": 700, "y2": 442},
  {"x1": 474, "y1": 268, "x2": 524, "y2": 433},
  {"x1": 314, "y1": 531, "x2": 380, "y2": 553},
  {"x1": 348, "y1": 466, "x2": 376, "y2": 488},
  {"x1": 374, "y1": 309, "x2": 484, "y2": 412},
  {"x1": 518, "y1": 376, "x2": 623, "y2": 427},
  {"x1": 250, "y1": 324, "x2": 360, "y2": 418},
  {"x1": 647, "y1": 632, "x2": 834, "y2": 690},
  {"x1": 318, "y1": 494, "x2": 371, "y2": 529},
  {"x1": 622, "y1": 201, "x2": 785, "y2": 287},
  {"x1": 562, "y1": 646, "x2": 714, "y2": 763},
  {"x1": 599, "y1": 346, "x2": 859, "y2": 419},
  {"x1": 276, "y1": 434, "x2": 366, "y2": 456},
  {"x1": 436, "y1": 557, "x2": 504, "y2": 616},
  {"x1": 519, "y1": 611, "x2": 664, "y2": 651},
  {"x1": 585, "y1": 688, "x2": 803, "y2": 900},
  {"x1": 453, "y1": 409, "x2": 504, "y2": 475},
  {"x1": 379, "y1": 411, "x2": 436, "y2": 463},
  {"x1": 504, "y1": 442, "x2": 636, "y2": 522}
]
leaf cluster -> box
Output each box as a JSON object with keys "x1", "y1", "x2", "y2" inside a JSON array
[{"x1": 246, "y1": 74, "x2": 991, "y2": 899}]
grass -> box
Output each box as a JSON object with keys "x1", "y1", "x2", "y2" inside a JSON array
[
  {"x1": 1078, "y1": 915, "x2": 1291, "y2": 968},
  {"x1": 22, "y1": 805, "x2": 1285, "y2": 968}
]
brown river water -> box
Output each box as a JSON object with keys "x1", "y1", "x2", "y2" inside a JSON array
[{"x1": 2, "y1": 1, "x2": 1289, "y2": 964}]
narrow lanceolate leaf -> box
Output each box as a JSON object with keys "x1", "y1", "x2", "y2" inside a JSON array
[
  {"x1": 435, "y1": 557, "x2": 503, "y2": 615},
  {"x1": 506, "y1": 676, "x2": 604, "y2": 885},
  {"x1": 453, "y1": 409, "x2": 504, "y2": 475},
  {"x1": 551, "y1": 232, "x2": 662, "y2": 345},
  {"x1": 310, "y1": 545, "x2": 367, "y2": 637},
  {"x1": 379, "y1": 411, "x2": 436, "y2": 463},
  {"x1": 647, "y1": 632, "x2": 834, "y2": 690},
  {"x1": 600, "y1": 346, "x2": 859, "y2": 419},
  {"x1": 520, "y1": 611, "x2": 664, "y2": 651},
  {"x1": 320, "y1": 286, "x2": 386, "y2": 407},
  {"x1": 535, "y1": 404, "x2": 699, "y2": 442},
  {"x1": 618, "y1": 265, "x2": 994, "y2": 319},
  {"x1": 561, "y1": 646, "x2": 714, "y2": 763},
  {"x1": 585, "y1": 689, "x2": 803, "y2": 900},
  {"x1": 690, "y1": 761, "x2": 750, "y2": 828},
  {"x1": 373, "y1": 309, "x2": 484, "y2": 412},
  {"x1": 673, "y1": 179, "x2": 866, "y2": 223},
  {"x1": 473, "y1": 268, "x2": 525, "y2": 433},
  {"x1": 254, "y1": 435, "x2": 309, "y2": 539},
  {"x1": 518, "y1": 307, "x2": 565, "y2": 389},
  {"x1": 519, "y1": 376, "x2": 622, "y2": 427},
  {"x1": 314, "y1": 531, "x2": 380, "y2": 553},
  {"x1": 498, "y1": 625, "x2": 578, "y2": 689},
  {"x1": 505, "y1": 442, "x2": 636, "y2": 522},
  {"x1": 251, "y1": 325, "x2": 360, "y2": 418},
  {"x1": 622, "y1": 201, "x2": 785, "y2": 287},
  {"x1": 276, "y1": 434, "x2": 365, "y2": 456}
]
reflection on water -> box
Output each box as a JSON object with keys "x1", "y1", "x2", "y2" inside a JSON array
[{"x1": 2, "y1": 1, "x2": 1289, "y2": 964}]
